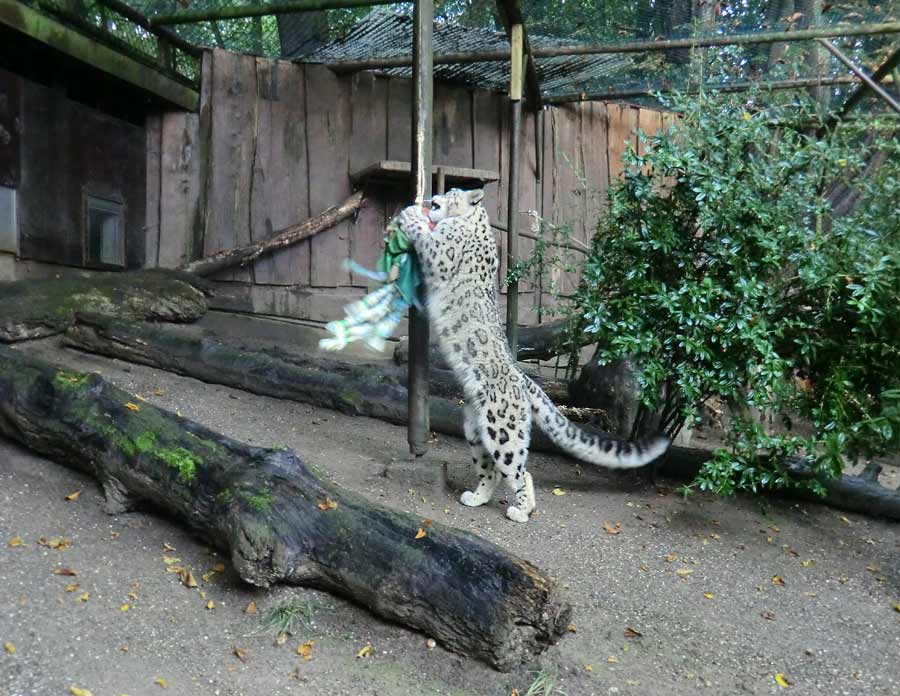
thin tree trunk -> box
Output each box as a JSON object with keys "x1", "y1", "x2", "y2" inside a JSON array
[{"x1": 179, "y1": 191, "x2": 363, "y2": 277}]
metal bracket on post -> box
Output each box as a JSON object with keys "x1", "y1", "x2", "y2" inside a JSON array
[
  {"x1": 408, "y1": 0, "x2": 434, "y2": 458},
  {"x1": 505, "y1": 23, "x2": 524, "y2": 354}
]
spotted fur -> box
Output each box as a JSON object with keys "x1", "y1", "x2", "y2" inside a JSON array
[{"x1": 397, "y1": 189, "x2": 670, "y2": 523}]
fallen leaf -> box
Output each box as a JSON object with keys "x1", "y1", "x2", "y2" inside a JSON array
[
  {"x1": 624, "y1": 627, "x2": 642, "y2": 638},
  {"x1": 664, "y1": 553, "x2": 678, "y2": 563},
  {"x1": 566, "y1": 623, "x2": 577, "y2": 633},
  {"x1": 276, "y1": 632, "x2": 287, "y2": 646},
  {"x1": 110, "y1": 531, "x2": 120, "y2": 539},
  {"x1": 784, "y1": 11, "x2": 804, "y2": 23},
  {"x1": 774, "y1": 673, "x2": 792, "y2": 687},
  {"x1": 162, "y1": 543, "x2": 177, "y2": 553},
  {"x1": 415, "y1": 528, "x2": 427, "y2": 540},
  {"x1": 785, "y1": 547, "x2": 799, "y2": 557},
  {"x1": 213, "y1": 563, "x2": 225, "y2": 573},
  {"x1": 8, "y1": 538, "x2": 27, "y2": 548},
  {"x1": 607, "y1": 655, "x2": 619, "y2": 663},
  {"x1": 703, "y1": 592, "x2": 714, "y2": 599},
  {"x1": 125, "y1": 403, "x2": 141, "y2": 412},
  {"x1": 201, "y1": 573, "x2": 213, "y2": 582},
  {"x1": 69, "y1": 688, "x2": 93, "y2": 696},
  {"x1": 153, "y1": 388, "x2": 165, "y2": 396},
  {"x1": 128, "y1": 592, "x2": 138, "y2": 600},
  {"x1": 181, "y1": 570, "x2": 198, "y2": 588},
  {"x1": 244, "y1": 601, "x2": 258, "y2": 615},
  {"x1": 206, "y1": 600, "x2": 215, "y2": 610},
  {"x1": 134, "y1": 394, "x2": 147, "y2": 402},
  {"x1": 511, "y1": 690, "x2": 520, "y2": 696},
  {"x1": 154, "y1": 677, "x2": 168, "y2": 688},
  {"x1": 838, "y1": 576, "x2": 849, "y2": 584},
  {"x1": 233, "y1": 646, "x2": 248, "y2": 663},
  {"x1": 39, "y1": 537, "x2": 73, "y2": 550},
  {"x1": 165, "y1": 566, "x2": 184, "y2": 574},
  {"x1": 676, "y1": 568, "x2": 694, "y2": 579},
  {"x1": 65, "y1": 583, "x2": 80, "y2": 592},
  {"x1": 803, "y1": 592, "x2": 818, "y2": 597},
  {"x1": 893, "y1": 604, "x2": 900, "y2": 614},
  {"x1": 162, "y1": 556, "x2": 180, "y2": 565},
  {"x1": 65, "y1": 491, "x2": 82, "y2": 502},
  {"x1": 356, "y1": 643, "x2": 372, "y2": 659},
  {"x1": 119, "y1": 645, "x2": 129, "y2": 653},
  {"x1": 866, "y1": 564, "x2": 881, "y2": 573},
  {"x1": 317, "y1": 498, "x2": 338, "y2": 511},
  {"x1": 802, "y1": 559, "x2": 815, "y2": 567},
  {"x1": 297, "y1": 640, "x2": 313, "y2": 661},
  {"x1": 625, "y1": 681, "x2": 640, "y2": 687},
  {"x1": 551, "y1": 488, "x2": 566, "y2": 496},
  {"x1": 772, "y1": 575, "x2": 786, "y2": 587},
  {"x1": 4, "y1": 642, "x2": 15, "y2": 654},
  {"x1": 602, "y1": 522, "x2": 621, "y2": 535},
  {"x1": 769, "y1": 525, "x2": 780, "y2": 533},
  {"x1": 422, "y1": 518, "x2": 434, "y2": 526},
  {"x1": 839, "y1": 515, "x2": 851, "y2": 524},
  {"x1": 120, "y1": 604, "x2": 130, "y2": 612},
  {"x1": 584, "y1": 664, "x2": 593, "y2": 672},
  {"x1": 78, "y1": 592, "x2": 90, "y2": 602},
  {"x1": 761, "y1": 611, "x2": 776, "y2": 621}
]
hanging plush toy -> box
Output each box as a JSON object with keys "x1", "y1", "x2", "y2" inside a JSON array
[{"x1": 319, "y1": 209, "x2": 433, "y2": 352}]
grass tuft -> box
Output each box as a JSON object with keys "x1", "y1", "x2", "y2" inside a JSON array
[
  {"x1": 260, "y1": 597, "x2": 317, "y2": 637},
  {"x1": 524, "y1": 666, "x2": 567, "y2": 696}
]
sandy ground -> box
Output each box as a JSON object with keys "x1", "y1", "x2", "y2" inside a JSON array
[{"x1": 1, "y1": 338, "x2": 899, "y2": 696}]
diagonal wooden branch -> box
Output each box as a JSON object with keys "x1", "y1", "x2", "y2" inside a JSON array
[
  {"x1": 180, "y1": 191, "x2": 364, "y2": 277},
  {"x1": 0, "y1": 343, "x2": 571, "y2": 671}
]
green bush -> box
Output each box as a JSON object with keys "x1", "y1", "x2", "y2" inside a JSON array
[{"x1": 567, "y1": 89, "x2": 900, "y2": 496}]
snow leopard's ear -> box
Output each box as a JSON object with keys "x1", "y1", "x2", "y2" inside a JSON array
[{"x1": 466, "y1": 189, "x2": 485, "y2": 206}]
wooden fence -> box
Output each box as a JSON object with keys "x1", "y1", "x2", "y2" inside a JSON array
[{"x1": 146, "y1": 48, "x2": 675, "y2": 326}]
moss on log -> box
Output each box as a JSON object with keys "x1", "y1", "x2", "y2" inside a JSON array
[
  {"x1": 0, "y1": 344, "x2": 571, "y2": 670},
  {"x1": 0, "y1": 270, "x2": 212, "y2": 343}
]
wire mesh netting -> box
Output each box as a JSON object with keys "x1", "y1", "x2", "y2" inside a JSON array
[{"x1": 27, "y1": 1, "x2": 900, "y2": 111}]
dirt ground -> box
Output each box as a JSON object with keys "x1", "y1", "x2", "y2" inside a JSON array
[{"x1": 1, "y1": 338, "x2": 899, "y2": 696}]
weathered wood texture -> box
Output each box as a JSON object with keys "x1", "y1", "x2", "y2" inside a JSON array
[
  {"x1": 151, "y1": 49, "x2": 669, "y2": 326},
  {"x1": 6, "y1": 66, "x2": 146, "y2": 269},
  {"x1": 0, "y1": 270, "x2": 211, "y2": 342},
  {"x1": 0, "y1": 344, "x2": 571, "y2": 669}
]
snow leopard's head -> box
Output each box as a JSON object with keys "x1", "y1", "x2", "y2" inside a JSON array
[{"x1": 427, "y1": 188, "x2": 485, "y2": 225}]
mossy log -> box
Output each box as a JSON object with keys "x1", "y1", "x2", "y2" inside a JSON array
[
  {"x1": 64, "y1": 315, "x2": 900, "y2": 522},
  {"x1": 0, "y1": 344, "x2": 571, "y2": 670},
  {"x1": 0, "y1": 270, "x2": 212, "y2": 343},
  {"x1": 63, "y1": 314, "x2": 579, "y2": 439}
]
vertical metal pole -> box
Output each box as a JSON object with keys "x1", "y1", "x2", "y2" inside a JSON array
[
  {"x1": 408, "y1": 0, "x2": 433, "y2": 457},
  {"x1": 505, "y1": 24, "x2": 524, "y2": 354}
]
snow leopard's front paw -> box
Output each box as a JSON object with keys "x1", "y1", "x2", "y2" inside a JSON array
[
  {"x1": 460, "y1": 490, "x2": 488, "y2": 507},
  {"x1": 505, "y1": 505, "x2": 530, "y2": 523}
]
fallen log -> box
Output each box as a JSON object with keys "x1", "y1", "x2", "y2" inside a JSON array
[
  {"x1": 0, "y1": 344, "x2": 571, "y2": 670},
  {"x1": 393, "y1": 319, "x2": 577, "y2": 367},
  {"x1": 62, "y1": 315, "x2": 900, "y2": 521},
  {"x1": 63, "y1": 313, "x2": 580, "y2": 430},
  {"x1": 0, "y1": 269, "x2": 212, "y2": 343},
  {"x1": 179, "y1": 191, "x2": 364, "y2": 277}
]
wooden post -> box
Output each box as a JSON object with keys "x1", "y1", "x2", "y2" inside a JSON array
[
  {"x1": 505, "y1": 24, "x2": 524, "y2": 354},
  {"x1": 408, "y1": 0, "x2": 434, "y2": 457}
]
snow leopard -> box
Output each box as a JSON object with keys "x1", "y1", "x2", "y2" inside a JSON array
[{"x1": 397, "y1": 188, "x2": 670, "y2": 523}]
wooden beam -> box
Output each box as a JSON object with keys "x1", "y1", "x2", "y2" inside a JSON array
[
  {"x1": 837, "y1": 45, "x2": 900, "y2": 116},
  {"x1": 818, "y1": 39, "x2": 900, "y2": 116},
  {"x1": 495, "y1": 0, "x2": 542, "y2": 110},
  {"x1": 0, "y1": 0, "x2": 199, "y2": 110},
  {"x1": 544, "y1": 75, "x2": 893, "y2": 104},
  {"x1": 408, "y1": 0, "x2": 434, "y2": 458},
  {"x1": 505, "y1": 23, "x2": 523, "y2": 352},
  {"x1": 92, "y1": 0, "x2": 202, "y2": 57},
  {"x1": 151, "y1": 0, "x2": 399, "y2": 26},
  {"x1": 326, "y1": 22, "x2": 900, "y2": 71}
]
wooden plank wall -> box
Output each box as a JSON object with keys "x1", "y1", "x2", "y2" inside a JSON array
[{"x1": 151, "y1": 49, "x2": 671, "y2": 327}]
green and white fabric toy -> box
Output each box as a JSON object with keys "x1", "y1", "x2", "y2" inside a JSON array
[{"x1": 319, "y1": 215, "x2": 429, "y2": 352}]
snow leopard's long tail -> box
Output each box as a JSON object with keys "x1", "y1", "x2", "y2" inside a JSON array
[{"x1": 526, "y1": 378, "x2": 670, "y2": 469}]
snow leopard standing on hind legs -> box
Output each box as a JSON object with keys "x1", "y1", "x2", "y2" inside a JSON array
[{"x1": 397, "y1": 188, "x2": 670, "y2": 523}]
